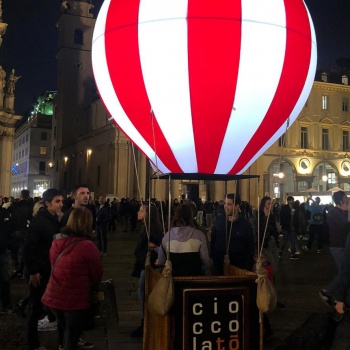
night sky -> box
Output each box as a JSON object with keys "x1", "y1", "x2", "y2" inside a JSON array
[{"x1": 1, "y1": 0, "x2": 350, "y2": 117}]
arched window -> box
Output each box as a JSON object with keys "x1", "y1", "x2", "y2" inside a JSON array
[{"x1": 74, "y1": 29, "x2": 84, "y2": 45}]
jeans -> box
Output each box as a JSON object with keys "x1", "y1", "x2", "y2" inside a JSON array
[
  {"x1": 326, "y1": 247, "x2": 346, "y2": 296},
  {"x1": 96, "y1": 223, "x2": 108, "y2": 253},
  {"x1": 307, "y1": 224, "x2": 323, "y2": 250},
  {"x1": 52, "y1": 308, "x2": 90, "y2": 350},
  {"x1": 280, "y1": 228, "x2": 297, "y2": 255},
  {"x1": 0, "y1": 251, "x2": 11, "y2": 309}
]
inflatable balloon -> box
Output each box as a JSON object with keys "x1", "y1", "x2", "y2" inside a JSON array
[{"x1": 92, "y1": 0, "x2": 317, "y2": 175}]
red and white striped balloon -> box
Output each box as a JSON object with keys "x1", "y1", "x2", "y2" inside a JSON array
[{"x1": 92, "y1": 0, "x2": 317, "y2": 175}]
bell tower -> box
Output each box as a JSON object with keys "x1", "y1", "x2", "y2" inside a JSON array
[{"x1": 54, "y1": 0, "x2": 96, "y2": 191}]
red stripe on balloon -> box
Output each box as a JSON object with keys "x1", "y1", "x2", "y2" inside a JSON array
[
  {"x1": 187, "y1": 0, "x2": 242, "y2": 174},
  {"x1": 104, "y1": 0, "x2": 182, "y2": 173},
  {"x1": 229, "y1": 0, "x2": 312, "y2": 174}
]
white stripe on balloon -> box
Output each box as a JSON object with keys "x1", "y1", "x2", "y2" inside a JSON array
[
  {"x1": 215, "y1": 0, "x2": 287, "y2": 174},
  {"x1": 231, "y1": 2, "x2": 317, "y2": 175},
  {"x1": 92, "y1": 0, "x2": 170, "y2": 173},
  {"x1": 138, "y1": 0, "x2": 198, "y2": 173}
]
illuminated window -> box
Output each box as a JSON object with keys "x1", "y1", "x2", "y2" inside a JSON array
[
  {"x1": 322, "y1": 129, "x2": 329, "y2": 150},
  {"x1": 301, "y1": 127, "x2": 308, "y2": 149},
  {"x1": 322, "y1": 95, "x2": 328, "y2": 110},
  {"x1": 328, "y1": 172, "x2": 336, "y2": 184},
  {"x1": 343, "y1": 98, "x2": 349, "y2": 112},
  {"x1": 343, "y1": 131, "x2": 349, "y2": 151},
  {"x1": 74, "y1": 29, "x2": 84, "y2": 45},
  {"x1": 40, "y1": 147, "x2": 47, "y2": 155}
]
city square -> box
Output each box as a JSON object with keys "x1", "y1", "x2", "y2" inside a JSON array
[{"x1": 1, "y1": 1, "x2": 350, "y2": 349}]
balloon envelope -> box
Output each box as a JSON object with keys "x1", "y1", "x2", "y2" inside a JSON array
[{"x1": 92, "y1": 0, "x2": 317, "y2": 175}]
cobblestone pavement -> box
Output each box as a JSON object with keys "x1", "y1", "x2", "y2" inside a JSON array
[{"x1": 0, "y1": 223, "x2": 347, "y2": 349}]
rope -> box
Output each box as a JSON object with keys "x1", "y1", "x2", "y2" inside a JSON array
[{"x1": 131, "y1": 142, "x2": 150, "y2": 242}]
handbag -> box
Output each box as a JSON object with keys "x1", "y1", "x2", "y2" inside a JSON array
[
  {"x1": 148, "y1": 226, "x2": 175, "y2": 316},
  {"x1": 148, "y1": 259, "x2": 175, "y2": 316},
  {"x1": 255, "y1": 263, "x2": 277, "y2": 313},
  {"x1": 90, "y1": 279, "x2": 119, "y2": 321}
]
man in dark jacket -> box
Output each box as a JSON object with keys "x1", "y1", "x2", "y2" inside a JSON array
[
  {"x1": 96, "y1": 194, "x2": 110, "y2": 255},
  {"x1": 9, "y1": 189, "x2": 33, "y2": 272},
  {"x1": 279, "y1": 196, "x2": 299, "y2": 260},
  {"x1": 23, "y1": 188, "x2": 63, "y2": 350},
  {"x1": 210, "y1": 194, "x2": 255, "y2": 275},
  {"x1": 0, "y1": 194, "x2": 12, "y2": 313},
  {"x1": 320, "y1": 191, "x2": 350, "y2": 306}
]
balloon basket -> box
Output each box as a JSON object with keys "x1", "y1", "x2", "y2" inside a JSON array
[{"x1": 143, "y1": 264, "x2": 261, "y2": 350}]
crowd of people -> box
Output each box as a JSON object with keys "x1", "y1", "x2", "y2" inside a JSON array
[{"x1": 1, "y1": 186, "x2": 350, "y2": 348}]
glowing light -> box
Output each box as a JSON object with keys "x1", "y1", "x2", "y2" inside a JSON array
[{"x1": 92, "y1": 0, "x2": 317, "y2": 175}]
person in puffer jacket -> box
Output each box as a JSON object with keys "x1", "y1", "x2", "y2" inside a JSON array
[
  {"x1": 157, "y1": 204, "x2": 211, "y2": 277},
  {"x1": 42, "y1": 207, "x2": 103, "y2": 350}
]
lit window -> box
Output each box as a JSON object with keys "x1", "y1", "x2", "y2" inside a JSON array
[
  {"x1": 328, "y1": 172, "x2": 336, "y2": 184},
  {"x1": 322, "y1": 95, "x2": 328, "y2": 110},
  {"x1": 40, "y1": 147, "x2": 47, "y2": 155}
]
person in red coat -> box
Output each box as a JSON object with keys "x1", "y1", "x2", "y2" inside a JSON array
[{"x1": 42, "y1": 207, "x2": 103, "y2": 350}]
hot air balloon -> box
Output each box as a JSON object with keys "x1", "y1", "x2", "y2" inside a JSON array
[{"x1": 92, "y1": 0, "x2": 317, "y2": 176}]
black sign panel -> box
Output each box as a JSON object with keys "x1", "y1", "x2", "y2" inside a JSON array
[
  {"x1": 184, "y1": 288, "x2": 244, "y2": 349},
  {"x1": 172, "y1": 278, "x2": 258, "y2": 350}
]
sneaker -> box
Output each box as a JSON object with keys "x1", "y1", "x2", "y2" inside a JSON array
[
  {"x1": 77, "y1": 338, "x2": 94, "y2": 349},
  {"x1": 295, "y1": 251, "x2": 301, "y2": 255},
  {"x1": 317, "y1": 249, "x2": 321, "y2": 254},
  {"x1": 302, "y1": 236, "x2": 309, "y2": 241},
  {"x1": 37, "y1": 316, "x2": 57, "y2": 332},
  {"x1": 302, "y1": 246, "x2": 310, "y2": 251},
  {"x1": 319, "y1": 289, "x2": 333, "y2": 307},
  {"x1": 289, "y1": 255, "x2": 299, "y2": 260}
]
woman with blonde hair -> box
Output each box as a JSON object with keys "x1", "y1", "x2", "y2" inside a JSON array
[{"x1": 42, "y1": 207, "x2": 103, "y2": 350}]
